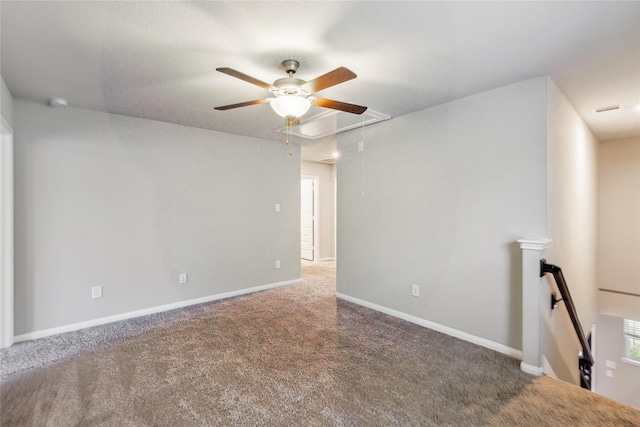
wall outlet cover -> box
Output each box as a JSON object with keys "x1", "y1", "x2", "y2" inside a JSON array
[
  {"x1": 411, "y1": 284, "x2": 419, "y2": 297},
  {"x1": 91, "y1": 286, "x2": 103, "y2": 299},
  {"x1": 179, "y1": 273, "x2": 188, "y2": 284}
]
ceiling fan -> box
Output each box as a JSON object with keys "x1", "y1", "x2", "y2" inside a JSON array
[{"x1": 215, "y1": 60, "x2": 367, "y2": 125}]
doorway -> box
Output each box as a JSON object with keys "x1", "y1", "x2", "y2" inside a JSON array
[{"x1": 301, "y1": 177, "x2": 318, "y2": 261}]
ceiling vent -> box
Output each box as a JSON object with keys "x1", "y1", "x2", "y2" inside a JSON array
[
  {"x1": 276, "y1": 109, "x2": 391, "y2": 140},
  {"x1": 594, "y1": 104, "x2": 621, "y2": 113}
]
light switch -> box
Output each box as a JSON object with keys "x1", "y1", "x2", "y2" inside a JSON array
[{"x1": 275, "y1": 204, "x2": 281, "y2": 212}]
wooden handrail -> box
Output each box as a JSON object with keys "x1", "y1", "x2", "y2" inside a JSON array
[{"x1": 540, "y1": 259, "x2": 595, "y2": 366}]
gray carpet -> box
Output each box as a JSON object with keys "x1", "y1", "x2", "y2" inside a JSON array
[{"x1": 1, "y1": 261, "x2": 639, "y2": 426}]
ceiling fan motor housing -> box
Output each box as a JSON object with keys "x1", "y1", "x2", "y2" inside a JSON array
[{"x1": 273, "y1": 77, "x2": 308, "y2": 97}]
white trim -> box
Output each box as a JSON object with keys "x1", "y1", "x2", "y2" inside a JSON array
[
  {"x1": 0, "y1": 125, "x2": 13, "y2": 348},
  {"x1": 336, "y1": 292, "x2": 523, "y2": 360},
  {"x1": 14, "y1": 278, "x2": 301, "y2": 343},
  {"x1": 622, "y1": 357, "x2": 640, "y2": 367},
  {"x1": 520, "y1": 361, "x2": 544, "y2": 376},
  {"x1": 318, "y1": 257, "x2": 336, "y2": 262},
  {"x1": 301, "y1": 175, "x2": 319, "y2": 261},
  {"x1": 333, "y1": 169, "x2": 337, "y2": 260},
  {"x1": 517, "y1": 238, "x2": 553, "y2": 251}
]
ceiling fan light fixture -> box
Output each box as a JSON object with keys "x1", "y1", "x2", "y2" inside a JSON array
[
  {"x1": 270, "y1": 95, "x2": 311, "y2": 119},
  {"x1": 215, "y1": 61, "x2": 366, "y2": 118}
]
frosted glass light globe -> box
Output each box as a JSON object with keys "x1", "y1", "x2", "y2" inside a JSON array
[{"x1": 270, "y1": 95, "x2": 311, "y2": 118}]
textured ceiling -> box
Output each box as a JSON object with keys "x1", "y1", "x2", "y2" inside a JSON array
[{"x1": 1, "y1": 1, "x2": 639, "y2": 161}]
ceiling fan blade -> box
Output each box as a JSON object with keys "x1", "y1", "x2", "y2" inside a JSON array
[
  {"x1": 214, "y1": 99, "x2": 268, "y2": 111},
  {"x1": 301, "y1": 67, "x2": 357, "y2": 93},
  {"x1": 312, "y1": 98, "x2": 368, "y2": 115},
  {"x1": 216, "y1": 68, "x2": 275, "y2": 91}
]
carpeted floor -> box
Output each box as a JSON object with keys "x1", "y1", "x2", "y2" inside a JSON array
[{"x1": 1, "y1": 261, "x2": 639, "y2": 426}]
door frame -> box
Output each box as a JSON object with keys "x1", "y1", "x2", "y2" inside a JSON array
[
  {"x1": 301, "y1": 175, "x2": 319, "y2": 261},
  {"x1": 1, "y1": 116, "x2": 13, "y2": 348}
]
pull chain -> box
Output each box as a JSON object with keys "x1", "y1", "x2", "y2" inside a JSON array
[{"x1": 286, "y1": 116, "x2": 293, "y2": 156}]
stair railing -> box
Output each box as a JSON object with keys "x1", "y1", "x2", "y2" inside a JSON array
[{"x1": 540, "y1": 259, "x2": 594, "y2": 389}]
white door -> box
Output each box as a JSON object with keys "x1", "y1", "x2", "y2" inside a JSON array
[{"x1": 301, "y1": 178, "x2": 315, "y2": 261}]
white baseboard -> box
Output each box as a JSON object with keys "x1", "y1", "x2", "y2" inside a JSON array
[
  {"x1": 336, "y1": 293, "x2": 523, "y2": 360},
  {"x1": 520, "y1": 362, "x2": 544, "y2": 376},
  {"x1": 317, "y1": 257, "x2": 336, "y2": 262},
  {"x1": 14, "y1": 278, "x2": 301, "y2": 343}
]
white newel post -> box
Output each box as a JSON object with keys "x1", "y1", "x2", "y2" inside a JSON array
[{"x1": 517, "y1": 238, "x2": 552, "y2": 376}]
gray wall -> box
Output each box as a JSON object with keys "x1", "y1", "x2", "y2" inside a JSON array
[
  {"x1": 14, "y1": 100, "x2": 300, "y2": 335},
  {"x1": 1, "y1": 76, "x2": 12, "y2": 129},
  {"x1": 301, "y1": 161, "x2": 336, "y2": 260},
  {"x1": 337, "y1": 77, "x2": 547, "y2": 351},
  {"x1": 595, "y1": 314, "x2": 640, "y2": 408},
  {"x1": 543, "y1": 78, "x2": 599, "y2": 385}
]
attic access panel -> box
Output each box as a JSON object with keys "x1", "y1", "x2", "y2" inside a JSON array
[{"x1": 276, "y1": 109, "x2": 391, "y2": 140}]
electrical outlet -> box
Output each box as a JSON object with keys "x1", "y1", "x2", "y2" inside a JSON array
[
  {"x1": 179, "y1": 273, "x2": 188, "y2": 284},
  {"x1": 275, "y1": 260, "x2": 281, "y2": 269},
  {"x1": 275, "y1": 203, "x2": 281, "y2": 212},
  {"x1": 411, "y1": 284, "x2": 420, "y2": 297},
  {"x1": 91, "y1": 286, "x2": 103, "y2": 299},
  {"x1": 358, "y1": 141, "x2": 364, "y2": 152}
]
